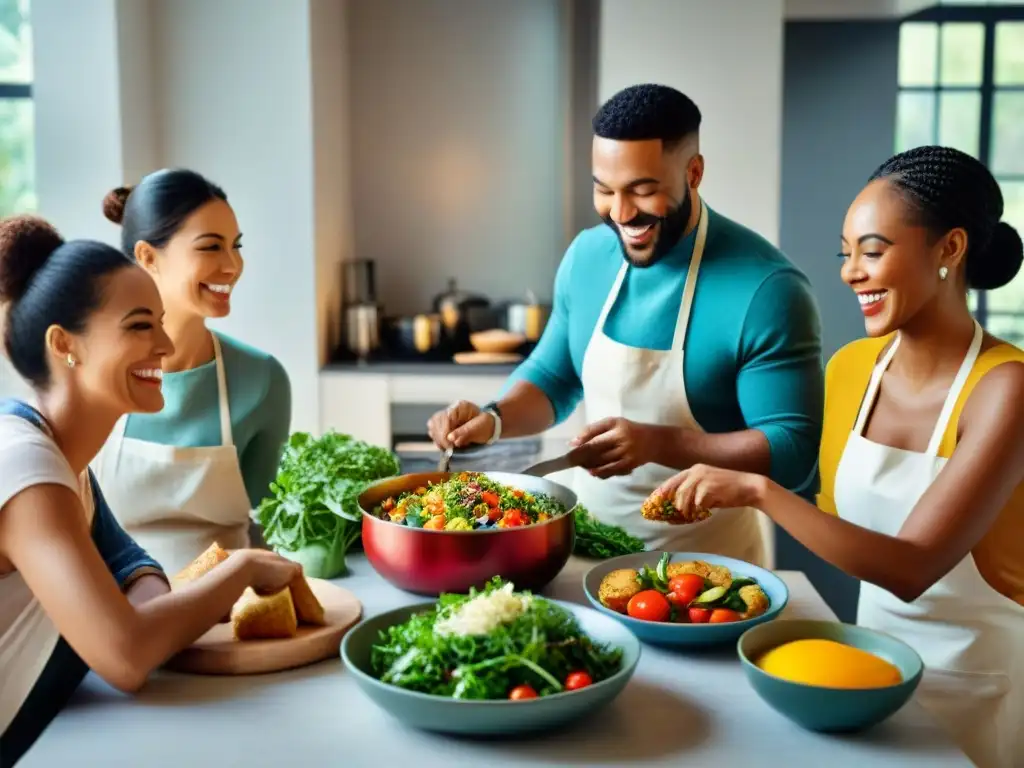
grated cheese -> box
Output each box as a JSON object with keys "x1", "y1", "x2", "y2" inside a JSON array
[{"x1": 434, "y1": 582, "x2": 533, "y2": 637}]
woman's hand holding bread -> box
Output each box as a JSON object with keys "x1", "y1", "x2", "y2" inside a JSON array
[{"x1": 236, "y1": 549, "x2": 304, "y2": 595}]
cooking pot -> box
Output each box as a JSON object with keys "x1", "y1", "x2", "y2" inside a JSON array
[
  {"x1": 385, "y1": 314, "x2": 444, "y2": 359},
  {"x1": 358, "y1": 460, "x2": 576, "y2": 596},
  {"x1": 433, "y1": 278, "x2": 490, "y2": 352},
  {"x1": 503, "y1": 290, "x2": 550, "y2": 342}
]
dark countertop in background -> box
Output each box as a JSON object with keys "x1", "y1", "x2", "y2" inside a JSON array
[{"x1": 322, "y1": 360, "x2": 519, "y2": 375}]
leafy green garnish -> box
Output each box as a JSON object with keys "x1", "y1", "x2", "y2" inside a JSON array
[
  {"x1": 636, "y1": 552, "x2": 672, "y2": 592},
  {"x1": 572, "y1": 504, "x2": 646, "y2": 559},
  {"x1": 369, "y1": 577, "x2": 623, "y2": 699},
  {"x1": 252, "y1": 431, "x2": 400, "y2": 578}
]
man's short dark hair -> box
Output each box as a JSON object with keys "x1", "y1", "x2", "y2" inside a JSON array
[{"x1": 592, "y1": 84, "x2": 701, "y2": 152}]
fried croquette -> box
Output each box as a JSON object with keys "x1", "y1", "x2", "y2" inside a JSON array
[
  {"x1": 666, "y1": 560, "x2": 732, "y2": 590},
  {"x1": 640, "y1": 492, "x2": 712, "y2": 525},
  {"x1": 598, "y1": 568, "x2": 642, "y2": 613},
  {"x1": 738, "y1": 584, "x2": 769, "y2": 619}
]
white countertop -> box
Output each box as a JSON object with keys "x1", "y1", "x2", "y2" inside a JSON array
[{"x1": 21, "y1": 556, "x2": 970, "y2": 768}]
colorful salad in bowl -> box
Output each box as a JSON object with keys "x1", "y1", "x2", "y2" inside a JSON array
[
  {"x1": 372, "y1": 471, "x2": 569, "y2": 531},
  {"x1": 368, "y1": 578, "x2": 624, "y2": 700}
]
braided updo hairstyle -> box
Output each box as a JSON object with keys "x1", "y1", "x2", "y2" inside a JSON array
[
  {"x1": 0, "y1": 215, "x2": 130, "y2": 388},
  {"x1": 869, "y1": 145, "x2": 1023, "y2": 290}
]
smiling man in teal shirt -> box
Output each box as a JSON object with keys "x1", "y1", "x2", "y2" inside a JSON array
[{"x1": 428, "y1": 84, "x2": 823, "y2": 563}]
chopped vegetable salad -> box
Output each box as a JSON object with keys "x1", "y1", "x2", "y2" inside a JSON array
[
  {"x1": 373, "y1": 471, "x2": 568, "y2": 531},
  {"x1": 370, "y1": 578, "x2": 623, "y2": 699}
]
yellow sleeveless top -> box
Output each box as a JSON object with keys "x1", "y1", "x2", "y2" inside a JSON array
[{"x1": 817, "y1": 336, "x2": 1024, "y2": 606}]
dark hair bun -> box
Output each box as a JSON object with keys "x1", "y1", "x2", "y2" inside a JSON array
[
  {"x1": 0, "y1": 215, "x2": 65, "y2": 304},
  {"x1": 102, "y1": 185, "x2": 134, "y2": 225},
  {"x1": 968, "y1": 221, "x2": 1024, "y2": 291}
]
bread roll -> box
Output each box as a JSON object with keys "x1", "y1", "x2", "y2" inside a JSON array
[
  {"x1": 289, "y1": 578, "x2": 326, "y2": 626},
  {"x1": 231, "y1": 587, "x2": 298, "y2": 640}
]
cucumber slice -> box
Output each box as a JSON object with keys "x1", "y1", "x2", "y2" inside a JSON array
[
  {"x1": 692, "y1": 585, "x2": 727, "y2": 605},
  {"x1": 727, "y1": 577, "x2": 756, "y2": 592}
]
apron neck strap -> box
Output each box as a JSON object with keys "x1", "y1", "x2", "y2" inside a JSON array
[
  {"x1": 211, "y1": 333, "x2": 233, "y2": 447},
  {"x1": 924, "y1": 319, "x2": 983, "y2": 455},
  {"x1": 852, "y1": 319, "x2": 984, "y2": 457},
  {"x1": 670, "y1": 200, "x2": 708, "y2": 351},
  {"x1": 852, "y1": 336, "x2": 901, "y2": 436},
  {"x1": 593, "y1": 198, "x2": 708, "y2": 352}
]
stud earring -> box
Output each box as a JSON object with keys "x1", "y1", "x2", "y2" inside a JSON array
[
  {"x1": 939, "y1": 266, "x2": 949, "y2": 280},
  {"x1": 66, "y1": 354, "x2": 76, "y2": 368}
]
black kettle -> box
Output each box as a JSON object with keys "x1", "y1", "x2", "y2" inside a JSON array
[{"x1": 432, "y1": 278, "x2": 491, "y2": 352}]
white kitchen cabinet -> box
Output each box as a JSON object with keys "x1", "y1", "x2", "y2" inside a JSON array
[{"x1": 318, "y1": 369, "x2": 584, "y2": 447}]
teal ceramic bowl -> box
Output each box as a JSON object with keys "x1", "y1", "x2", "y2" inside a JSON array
[
  {"x1": 582, "y1": 551, "x2": 789, "y2": 647},
  {"x1": 738, "y1": 619, "x2": 924, "y2": 733},
  {"x1": 340, "y1": 599, "x2": 641, "y2": 735}
]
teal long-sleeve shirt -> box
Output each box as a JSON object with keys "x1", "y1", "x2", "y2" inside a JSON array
[
  {"x1": 504, "y1": 206, "x2": 824, "y2": 497},
  {"x1": 122, "y1": 332, "x2": 292, "y2": 508}
]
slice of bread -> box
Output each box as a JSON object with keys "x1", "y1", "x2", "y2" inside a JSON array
[
  {"x1": 289, "y1": 577, "x2": 326, "y2": 626},
  {"x1": 231, "y1": 587, "x2": 298, "y2": 640}
]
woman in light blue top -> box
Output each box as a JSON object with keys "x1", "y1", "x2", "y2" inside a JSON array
[{"x1": 94, "y1": 170, "x2": 291, "y2": 574}]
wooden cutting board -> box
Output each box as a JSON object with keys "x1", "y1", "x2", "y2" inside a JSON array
[
  {"x1": 164, "y1": 578, "x2": 363, "y2": 676},
  {"x1": 453, "y1": 351, "x2": 523, "y2": 364}
]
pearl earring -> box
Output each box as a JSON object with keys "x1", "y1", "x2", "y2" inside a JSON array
[
  {"x1": 939, "y1": 266, "x2": 949, "y2": 280},
  {"x1": 66, "y1": 354, "x2": 76, "y2": 368}
]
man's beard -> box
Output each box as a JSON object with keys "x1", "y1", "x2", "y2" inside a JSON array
[{"x1": 604, "y1": 190, "x2": 692, "y2": 268}]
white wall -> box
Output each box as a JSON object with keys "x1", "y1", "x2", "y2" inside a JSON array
[
  {"x1": 347, "y1": 0, "x2": 570, "y2": 314},
  {"x1": 31, "y1": 0, "x2": 126, "y2": 242},
  {"x1": 152, "y1": 0, "x2": 321, "y2": 433},
  {"x1": 24, "y1": 0, "x2": 340, "y2": 433},
  {"x1": 598, "y1": 0, "x2": 785, "y2": 245}
]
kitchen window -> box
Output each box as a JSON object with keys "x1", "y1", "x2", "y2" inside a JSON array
[
  {"x1": 896, "y1": 1, "x2": 1024, "y2": 345},
  {"x1": 0, "y1": 0, "x2": 34, "y2": 217}
]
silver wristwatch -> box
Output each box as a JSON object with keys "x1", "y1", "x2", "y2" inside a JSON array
[{"x1": 482, "y1": 401, "x2": 502, "y2": 445}]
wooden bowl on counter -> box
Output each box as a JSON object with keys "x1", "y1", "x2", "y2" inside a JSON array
[{"x1": 470, "y1": 329, "x2": 526, "y2": 354}]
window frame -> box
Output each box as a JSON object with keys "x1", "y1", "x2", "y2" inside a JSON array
[{"x1": 900, "y1": 3, "x2": 1024, "y2": 330}]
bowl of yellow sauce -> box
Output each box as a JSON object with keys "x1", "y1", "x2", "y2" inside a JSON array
[{"x1": 737, "y1": 619, "x2": 923, "y2": 733}]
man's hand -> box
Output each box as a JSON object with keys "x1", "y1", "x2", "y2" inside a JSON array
[
  {"x1": 427, "y1": 400, "x2": 495, "y2": 450},
  {"x1": 569, "y1": 417, "x2": 655, "y2": 479},
  {"x1": 653, "y1": 464, "x2": 768, "y2": 517}
]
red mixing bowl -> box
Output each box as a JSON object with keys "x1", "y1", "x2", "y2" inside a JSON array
[{"x1": 358, "y1": 470, "x2": 577, "y2": 596}]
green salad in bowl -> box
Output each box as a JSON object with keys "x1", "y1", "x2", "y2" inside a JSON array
[{"x1": 341, "y1": 579, "x2": 641, "y2": 734}]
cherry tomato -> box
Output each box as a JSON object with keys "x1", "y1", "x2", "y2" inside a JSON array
[
  {"x1": 480, "y1": 491, "x2": 500, "y2": 507},
  {"x1": 709, "y1": 608, "x2": 742, "y2": 624},
  {"x1": 498, "y1": 509, "x2": 527, "y2": 528},
  {"x1": 487, "y1": 506, "x2": 503, "y2": 522},
  {"x1": 509, "y1": 684, "x2": 538, "y2": 700},
  {"x1": 626, "y1": 589, "x2": 672, "y2": 622},
  {"x1": 666, "y1": 590, "x2": 689, "y2": 607},
  {"x1": 667, "y1": 574, "x2": 705, "y2": 604},
  {"x1": 564, "y1": 671, "x2": 593, "y2": 690},
  {"x1": 688, "y1": 607, "x2": 712, "y2": 624}
]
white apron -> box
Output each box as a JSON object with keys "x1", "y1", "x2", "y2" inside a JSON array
[
  {"x1": 92, "y1": 334, "x2": 252, "y2": 576},
  {"x1": 1, "y1": 471, "x2": 92, "y2": 737},
  {"x1": 834, "y1": 320, "x2": 1024, "y2": 768},
  {"x1": 573, "y1": 200, "x2": 767, "y2": 563}
]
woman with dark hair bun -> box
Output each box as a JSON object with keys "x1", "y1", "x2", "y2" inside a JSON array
[
  {"x1": 653, "y1": 146, "x2": 1024, "y2": 768},
  {"x1": 0, "y1": 215, "x2": 301, "y2": 766},
  {"x1": 96, "y1": 169, "x2": 292, "y2": 575}
]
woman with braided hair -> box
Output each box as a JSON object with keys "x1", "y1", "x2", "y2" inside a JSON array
[{"x1": 654, "y1": 146, "x2": 1024, "y2": 768}]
